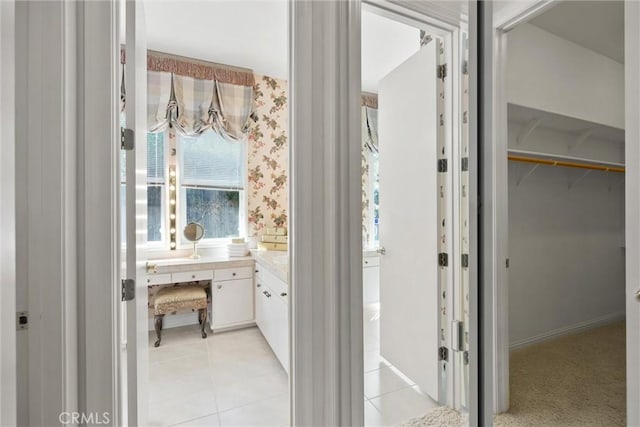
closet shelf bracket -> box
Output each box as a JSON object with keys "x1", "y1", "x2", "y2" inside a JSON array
[
  {"x1": 517, "y1": 163, "x2": 540, "y2": 187},
  {"x1": 516, "y1": 117, "x2": 543, "y2": 146},
  {"x1": 568, "y1": 169, "x2": 591, "y2": 190},
  {"x1": 569, "y1": 128, "x2": 596, "y2": 153}
]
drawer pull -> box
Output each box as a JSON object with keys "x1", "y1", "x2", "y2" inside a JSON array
[
  {"x1": 217, "y1": 284, "x2": 222, "y2": 289},
  {"x1": 255, "y1": 269, "x2": 259, "y2": 273},
  {"x1": 257, "y1": 283, "x2": 262, "y2": 288},
  {"x1": 192, "y1": 275, "x2": 196, "y2": 279},
  {"x1": 232, "y1": 272, "x2": 236, "y2": 276},
  {"x1": 280, "y1": 292, "x2": 287, "y2": 297}
]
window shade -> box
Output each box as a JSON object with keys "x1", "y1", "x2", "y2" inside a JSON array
[
  {"x1": 147, "y1": 132, "x2": 165, "y2": 183},
  {"x1": 180, "y1": 130, "x2": 244, "y2": 190}
]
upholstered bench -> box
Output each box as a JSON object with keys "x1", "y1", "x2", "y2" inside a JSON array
[{"x1": 153, "y1": 285, "x2": 208, "y2": 347}]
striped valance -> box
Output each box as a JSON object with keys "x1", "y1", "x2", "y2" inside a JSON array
[
  {"x1": 362, "y1": 93, "x2": 378, "y2": 153},
  {"x1": 121, "y1": 48, "x2": 256, "y2": 140}
]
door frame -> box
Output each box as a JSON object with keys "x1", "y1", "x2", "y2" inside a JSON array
[
  {"x1": 0, "y1": 0, "x2": 16, "y2": 425},
  {"x1": 491, "y1": 0, "x2": 573, "y2": 414},
  {"x1": 361, "y1": 0, "x2": 464, "y2": 410},
  {"x1": 491, "y1": 2, "x2": 640, "y2": 423},
  {"x1": 625, "y1": 2, "x2": 640, "y2": 424}
]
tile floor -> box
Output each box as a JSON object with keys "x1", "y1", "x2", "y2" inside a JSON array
[{"x1": 147, "y1": 302, "x2": 438, "y2": 426}]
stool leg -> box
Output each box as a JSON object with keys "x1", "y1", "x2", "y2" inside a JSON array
[
  {"x1": 154, "y1": 314, "x2": 164, "y2": 347},
  {"x1": 199, "y1": 309, "x2": 207, "y2": 339}
]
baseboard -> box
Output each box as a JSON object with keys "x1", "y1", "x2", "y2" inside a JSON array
[{"x1": 509, "y1": 311, "x2": 626, "y2": 350}]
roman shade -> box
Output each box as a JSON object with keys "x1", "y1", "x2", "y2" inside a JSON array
[{"x1": 121, "y1": 49, "x2": 256, "y2": 140}]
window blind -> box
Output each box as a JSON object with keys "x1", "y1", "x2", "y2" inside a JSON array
[
  {"x1": 180, "y1": 130, "x2": 244, "y2": 190},
  {"x1": 147, "y1": 132, "x2": 165, "y2": 183}
]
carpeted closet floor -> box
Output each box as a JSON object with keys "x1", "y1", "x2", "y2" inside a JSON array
[{"x1": 402, "y1": 321, "x2": 626, "y2": 427}]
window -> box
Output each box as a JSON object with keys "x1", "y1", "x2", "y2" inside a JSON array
[
  {"x1": 147, "y1": 132, "x2": 165, "y2": 243},
  {"x1": 178, "y1": 130, "x2": 245, "y2": 241},
  {"x1": 370, "y1": 151, "x2": 380, "y2": 245},
  {"x1": 120, "y1": 131, "x2": 166, "y2": 246}
]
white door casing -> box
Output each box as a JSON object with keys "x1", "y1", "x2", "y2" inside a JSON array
[
  {"x1": 124, "y1": 0, "x2": 149, "y2": 425},
  {"x1": 378, "y1": 41, "x2": 440, "y2": 401},
  {"x1": 625, "y1": 2, "x2": 640, "y2": 424}
]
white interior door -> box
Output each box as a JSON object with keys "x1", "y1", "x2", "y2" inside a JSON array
[
  {"x1": 378, "y1": 41, "x2": 439, "y2": 401},
  {"x1": 123, "y1": 0, "x2": 148, "y2": 425}
]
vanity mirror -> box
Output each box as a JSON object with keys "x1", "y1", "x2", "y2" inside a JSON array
[{"x1": 184, "y1": 222, "x2": 205, "y2": 259}]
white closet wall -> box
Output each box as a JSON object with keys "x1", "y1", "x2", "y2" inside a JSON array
[
  {"x1": 508, "y1": 122, "x2": 625, "y2": 347},
  {"x1": 507, "y1": 23, "x2": 624, "y2": 129}
]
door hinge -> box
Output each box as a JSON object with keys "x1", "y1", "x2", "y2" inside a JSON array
[
  {"x1": 16, "y1": 311, "x2": 28, "y2": 330},
  {"x1": 452, "y1": 320, "x2": 464, "y2": 351},
  {"x1": 506, "y1": 258, "x2": 510, "y2": 268},
  {"x1": 122, "y1": 279, "x2": 135, "y2": 301},
  {"x1": 438, "y1": 64, "x2": 447, "y2": 81},
  {"x1": 461, "y1": 157, "x2": 469, "y2": 172},
  {"x1": 438, "y1": 158, "x2": 448, "y2": 173},
  {"x1": 462, "y1": 60, "x2": 469, "y2": 75},
  {"x1": 439, "y1": 346, "x2": 448, "y2": 362},
  {"x1": 438, "y1": 252, "x2": 448, "y2": 267},
  {"x1": 463, "y1": 351, "x2": 469, "y2": 365},
  {"x1": 121, "y1": 127, "x2": 134, "y2": 151},
  {"x1": 461, "y1": 254, "x2": 469, "y2": 268}
]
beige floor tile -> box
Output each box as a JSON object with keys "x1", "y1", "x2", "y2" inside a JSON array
[
  {"x1": 364, "y1": 366, "x2": 413, "y2": 399},
  {"x1": 369, "y1": 386, "x2": 439, "y2": 426},
  {"x1": 218, "y1": 394, "x2": 289, "y2": 427},
  {"x1": 214, "y1": 372, "x2": 289, "y2": 412},
  {"x1": 363, "y1": 350, "x2": 390, "y2": 373},
  {"x1": 172, "y1": 413, "x2": 220, "y2": 427},
  {"x1": 364, "y1": 400, "x2": 384, "y2": 427},
  {"x1": 147, "y1": 389, "x2": 217, "y2": 427}
]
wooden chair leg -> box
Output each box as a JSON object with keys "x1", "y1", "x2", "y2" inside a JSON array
[
  {"x1": 154, "y1": 314, "x2": 164, "y2": 347},
  {"x1": 199, "y1": 309, "x2": 207, "y2": 339}
]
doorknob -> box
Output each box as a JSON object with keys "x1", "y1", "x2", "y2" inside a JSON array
[
  {"x1": 377, "y1": 246, "x2": 386, "y2": 255},
  {"x1": 635, "y1": 289, "x2": 640, "y2": 299}
]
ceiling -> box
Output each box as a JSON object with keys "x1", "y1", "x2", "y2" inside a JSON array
[
  {"x1": 528, "y1": 1, "x2": 624, "y2": 64},
  {"x1": 145, "y1": 1, "x2": 288, "y2": 79},
  {"x1": 361, "y1": 11, "x2": 420, "y2": 92},
  {"x1": 144, "y1": 1, "x2": 420, "y2": 91}
]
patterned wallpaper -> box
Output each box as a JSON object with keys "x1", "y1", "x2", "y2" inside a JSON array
[{"x1": 247, "y1": 75, "x2": 289, "y2": 237}]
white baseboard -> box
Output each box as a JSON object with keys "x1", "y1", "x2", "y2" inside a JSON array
[{"x1": 509, "y1": 310, "x2": 626, "y2": 350}]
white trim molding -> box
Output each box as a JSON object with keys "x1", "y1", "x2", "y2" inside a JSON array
[
  {"x1": 509, "y1": 311, "x2": 626, "y2": 351},
  {"x1": 625, "y1": 2, "x2": 640, "y2": 425},
  {"x1": 289, "y1": 1, "x2": 364, "y2": 425},
  {"x1": 77, "y1": 0, "x2": 120, "y2": 423},
  {"x1": 0, "y1": 1, "x2": 17, "y2": 425},
  {"x1": 16, "y1": 1, "x2": 80, "y2": 424}
]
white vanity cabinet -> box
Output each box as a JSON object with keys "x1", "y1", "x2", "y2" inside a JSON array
[
  {"x1": 255, "y1": 262, "x2": 289, "y2": 373},
  {"x1": 211, "y1": 266, "x2": 255, "y2": 330},
  {"x1": 363, "y1": 254, "x2": 380, "y2": 304}
]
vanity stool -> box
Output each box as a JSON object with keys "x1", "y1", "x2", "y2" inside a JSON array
[{"x1": 153, "y1": 285, "x2": 208, "y2": 347}]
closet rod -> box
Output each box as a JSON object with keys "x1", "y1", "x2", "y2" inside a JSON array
[{"x1": 508, "y1": 155, "x2": 625, "y2": 173}]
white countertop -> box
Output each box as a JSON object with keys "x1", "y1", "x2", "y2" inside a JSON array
[
  {"x1": 148, "y1": 254, "x2": 254, "y2": 274},
  {"x1": 253, "y1": 250, "x2": 289, "y2": 283}
]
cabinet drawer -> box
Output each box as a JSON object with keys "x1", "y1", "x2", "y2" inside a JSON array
[
  {"x1": 172, "y1": 270, "x2": 213, "y2": 283},
  {"x1": 215, "y1": 266, "x2": 253, "y2": 281},
  {"x1": 146, "y1": 273, "x2": 171, "y2": 285},
  {"x1": 363, "y1": 256, "x2": 380, "y2": 268}
]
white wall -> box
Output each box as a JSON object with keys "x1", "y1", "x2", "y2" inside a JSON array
[
  {"x1": 507, "y1": 23, "x2": 624, "y2": 129},
  {"x1": 507, "y1": 123, "x2": 625, "y2": 347}
]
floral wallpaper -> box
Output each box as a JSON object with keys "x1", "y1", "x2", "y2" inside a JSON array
[
  {"x1": 362, "y1": 109, "x2": 372, "y2": 246},
  {"x1": 247, "y1": 75, "x2": 289, "y2": 237}
]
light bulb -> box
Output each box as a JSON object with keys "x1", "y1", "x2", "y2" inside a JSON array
[
  {"x1": 170, "y1": 214, "x2": 176, "y2": 220},
  {"x1": 170, "y1": 199, "x2": 176, "y2": 205}
]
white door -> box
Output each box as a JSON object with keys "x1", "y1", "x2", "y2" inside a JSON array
[
  {"x1": 378, "y1": 42, "x2": 440, "y2": 401},
  {"x1": 122, "y1": 0, "x2": 148, "y2": 425}
]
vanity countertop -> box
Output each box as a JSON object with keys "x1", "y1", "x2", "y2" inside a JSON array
[
  {"x1": 253, "y1": 250, "x2": 289, "y2": 284},
  {"x1": 149, "y1": 254, "x2": 254, "y2": 274}
]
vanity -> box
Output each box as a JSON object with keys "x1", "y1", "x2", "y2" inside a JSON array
[
  {"x1": 146, "y1": 256, "x2": 256, "y2": 332},
  {"x1": 146, "y1": 251, "x2": 291, "y2": 373}
]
